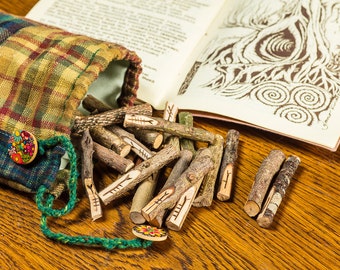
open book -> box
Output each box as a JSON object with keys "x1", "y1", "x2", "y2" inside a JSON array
[{"x1": 26, "y1": 0, "x2": 340, "y2": 151}]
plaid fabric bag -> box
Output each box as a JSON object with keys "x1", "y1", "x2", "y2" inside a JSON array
[{"x1": 0, "y1": 12, "x2": 151, "y2": 250}]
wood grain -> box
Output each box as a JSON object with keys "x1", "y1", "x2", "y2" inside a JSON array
[{"x1": 0, "y1": 1, "x2": 339, "y2": 269}]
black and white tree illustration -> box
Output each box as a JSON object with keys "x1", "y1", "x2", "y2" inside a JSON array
[{"x1": 180, "y1": 0, "x2": 340, "y2": 127}]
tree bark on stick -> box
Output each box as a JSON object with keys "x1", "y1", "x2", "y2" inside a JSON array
[
  {"x1": 124, "y1": 114, "x2": 215, "y2": 144},
  {"x1": 178, "y1": 111, "x2": 196, "y2": 155},
  {"x1": 93, "y1": 142, "x2": 134, "y2": 174},
  {"x1": 166, "y1": 176, "x2": 203, "y2": 231},
  {"x1": 80, "y1": 129, "x2": 102, "y2": 221},
  {"x1": 98, "y1": 144, "x2": 181, "y2": 205},
  {"x1": 141, "y1": 148, "x2": 213, "y2": 223},
  {"x1": 193, "y1": 134, "x2": 224, "y2": 207},
  {"x1": 73, "y1": 103, "x2": 153, "y2": 132},
  {"x1": 90, "y1": 126, "x2": 131, "y2": 157},
  {"x1": 244, "y1": 149, "x2": 286, "y2": 217},
  {"x1": 257, "y1": 155, "x2": 300, "y2": 228},
  {"x1": 216, "y1": 129, "x2": 240, "y2": 201}
]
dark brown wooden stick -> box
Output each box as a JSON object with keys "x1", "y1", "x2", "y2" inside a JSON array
[
  {"x1": 141, "y1": 148, "x2": 214, "y2": 223},
  {"x1": 178, "y1": 111, "x2": 196, "y2": 154},
  {"x1": 82, "y1": 94, "x2": 113, "y2": 113},
  {"x1": 98, "y1": 144, "x2": 181, "y2": 205},
  {"x1": 257, "y1": 155, "x2": 301, "y2": 228},
  {"x1": 90, "y1": 126, "x2": 131, "y2": 157},
  {"x1": 216, "y1": 129, "x2": 240, "y2": 201},
  {"x1": 93, "y1": 142, "x2": 134, "y2": 174},
  {"x1": 193, "y1": 134, "x2": 224, "y2": 207},
  {"x1": 80, "y1": 129, "x2": 102, "y2": 221},
  {"x1": 124, "y1": 114, "x2": 215, "y2": 144},
  {"x1": 244, "y1": 149, "x2": 286, "y2": 217},
  {"x1": 73, "y1": 103, "x2": 153, "y2": 132}
]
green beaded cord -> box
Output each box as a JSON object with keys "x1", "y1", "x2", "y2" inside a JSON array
[{"x1": 35, "y1": 136, "x2": 152, "y2": 250}]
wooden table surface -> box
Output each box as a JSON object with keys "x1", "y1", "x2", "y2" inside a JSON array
[{"x1": 0, "y1": 1, "x2": 339, "y2": 269}]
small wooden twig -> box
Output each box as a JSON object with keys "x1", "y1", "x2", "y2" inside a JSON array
[
  {"x1": 244, "y1": 149, "x2": 286, "y2": 217},
  {"x1": 127, "y1": 128, "x2": 164, "y2": 150},
  {"x1": 165, "y1": 176, "x2": 203, "y2": 231},
  {"x1": 80, "y1": 129, "x2": 102, "y2": 221},
  {"x1": 108, "y1": 125, "x2": 154, "y2": 161},
  {"x1": 162, "y1": 101, "x2": 180, "y2": 150},
  {"x1": 73, "y1": 103, "x2": 153, "y2": 132},
  {"x1": 178, "y1": 111, "x2": 196, "y2": 154},
  {"x1": 82, "y1": 94, "x2": 113, "y2": 113},
  {"x1": 123, "y1": 114, "x2": 215, "y2": 144},
  {"x1": 257, "y1": 155, "x2": 300, "y2": 228},
  {"x1": 216, "y1": 129, "x2": 240, "y2": 201},
  {"x1": 90, "y1": 126, "x2": 131, "y2": 157},
  {"x1": 193, "y1": 134, "x2": 224, "y2": 207},
  {"x1": 149, "y1": 149, "x2": 194, "y2": 227},
  {"x1": 141, "y1": 148, "x2": 214, "y2": 223},
  {"x1": 130, "y1": 173, "x2": 159, "y2": 224},
  {"x1": 98, "y1": 144, "x2": 181, "y2": 205},
  {"x1": 93, "y1": 142, "x2": 134, "y2": 174}
]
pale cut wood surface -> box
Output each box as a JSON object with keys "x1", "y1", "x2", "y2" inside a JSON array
[{"x1": 0, "y1": 1, "x2": 339, "y2": 269}]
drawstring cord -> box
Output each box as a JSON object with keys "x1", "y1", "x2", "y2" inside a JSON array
[{"x1": 35, "y1": 135, "x2": 152, "y2": 250}]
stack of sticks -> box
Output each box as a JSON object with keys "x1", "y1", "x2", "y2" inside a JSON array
[
  {"x1": 72, "y1": 95, "x2": 240, "y2": 231},
  {"x1": 244, "y1": 150, "x2": 300, "y2": 228}
]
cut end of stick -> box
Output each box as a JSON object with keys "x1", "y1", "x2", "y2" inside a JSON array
[
  {"x1": 216, "y1": 192, "x2": 230, "y2": 201},
  {"x1": 130, "y1": 212, "x2": 146, "y2": 225},
  {"x1": 153, "y1": 133, "x2": 164, "y2": 149},
  {"x1": 244, "y1": 200, "x2": 260, "y2": 217},
  {"x1": 256, "y1": 215, "x2": 273, "y2": 228}
]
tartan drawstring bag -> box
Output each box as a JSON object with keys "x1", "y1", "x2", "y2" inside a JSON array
[{"x1": 0, "y1": 12, "x2": 152, "y2": 250}]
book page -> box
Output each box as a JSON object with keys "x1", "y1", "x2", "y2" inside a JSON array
[
  {"x1": 174, "y1": 0, "x2": 340, "y2": 150},
  {"x1": 26, "y1": 0, "x2": 226, "y2": 108}
]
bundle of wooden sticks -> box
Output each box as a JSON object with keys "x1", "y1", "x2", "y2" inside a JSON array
[{"x1": 71, "y1": 95, "x2": 299, "y2": 232}]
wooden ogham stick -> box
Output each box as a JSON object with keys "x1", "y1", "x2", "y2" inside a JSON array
[
  {"x1": 98, "y1": 144, "x2": 181, "y2": 205},
  {"x1": 80, "y1": 129, "x2": 102, "y2": 221},
  {"x1": 127, "y1": 128, "x2": 164, "y2": 150},
  {"x1": 257, "y1": 155, "x2": 300, "y2": 228},
  {"x1": 90, "y1": 126, "x2": 131, "y2": 157},
  {"x1": 141, "y1": 148, "x2": 214, "y2": 223},
  {"x1": 93, "y1": 142, "x2": 134, "y2": 174},
  {"x1": 244, "y1": 149, "x2": 286, "y2": 217},
  {"x1": 107, "y1": 125, "x2": 154, "y2": 161},
  {"x1": 148, "y1": 149, "x2": 193, "y2": 227},
  {"x1": 73, "y1": 103, "x2": 153, "y2": 132},
  {"x1": 123, "y1": 114, "x2": 215, "y2": 144},
  {"x1": 193, "y1": 134, "x2": 224, "y2": 207},
  {"x1": 165, "y1": 176, "x2": 203, "y2": 231},
  {"x1": 216, "y1": 129, "x2": 240, "y2": 201},
  {"x1": 178, "y1": 111, "x2": 196, "y2": 154},
  {"x1": 161, "y1": 150, "x2": 194, "y2": 192}
]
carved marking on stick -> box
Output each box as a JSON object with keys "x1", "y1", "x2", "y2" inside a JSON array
[
  {"x1": 125, "y1": 114, "x2": 158, "y2": 126},
  {"x1": 99, "y1": 170, "x2": 141, "y2": 200},
  {"x1": 142, "y1": 188, "x2": 174, "y2": 215}
]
